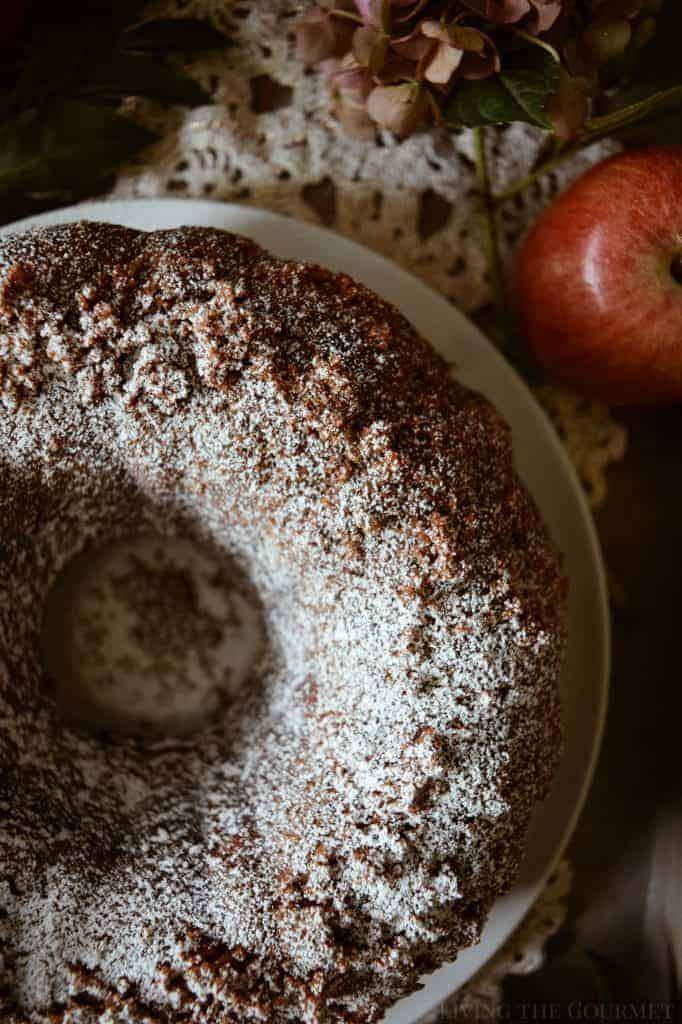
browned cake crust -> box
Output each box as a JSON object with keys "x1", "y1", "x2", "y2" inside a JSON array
[{"x1": 0, "y1": 222, "x2": 565, "y2": 1023}]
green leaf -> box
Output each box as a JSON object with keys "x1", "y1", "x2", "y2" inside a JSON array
[
  {"x1": 82, "y1": 53, "x2": 210, "y2": 105},
  {"x1": 3, "y1": 9, "x2": 219, "y2": 119},
  {"x1": 123, "y1": 19, "x2": 233, "y2": 54},
  {"x1": 446, "y1": 51, "x2": 560, "y2": 131},
  {"x1": 0, "y1": 102, "x2": 157, "y2": 195},
  {"x1": 7, "y1": 3, "x2": 148, "y2": 111}
]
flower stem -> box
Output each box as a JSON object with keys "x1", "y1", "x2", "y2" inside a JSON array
[
  {"x1": 473, "y1": 125, "x2": 507, "y2": 329},
  {"x1": 330, "y1": 9, "x2": 364, "y2": 23},
  {"x1": 492, "y1": 140, "x2": 577, "y2": 205},
  {"x1": 514, "y1": 29, "x2": 561, "y2": 65},
  {"x1": 493, "y1": 83, "x2": 682, "y2": 206}
]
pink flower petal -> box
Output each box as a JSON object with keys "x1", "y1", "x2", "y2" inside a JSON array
[
  {"x1": 528, "y1": 0, "x2": 563, "y2": 33},
  {"x1": 337, "y1": 97, "x2": 377, "y2": 139},
  {"x1": 424, "y1": 41, "x2": 464, "y2": 85},
  {"x1": 392, "y1": 31, "x2": 432, "y2": 61},
  {"x1": 458, "y1": 31, "x2": 500, "y2": 78},
  {"x1": 295, "y1": 6, "x2": 355, "y2": 64},
  {"x1": 367, "y1": 82, "x2": 428, "y2": 135},
  {"x1": 331, "y1": 53, "x2": 374, "y2": 99},
  {"x1": 460, "y1": 0, "x2": 532, "y2": 24}
]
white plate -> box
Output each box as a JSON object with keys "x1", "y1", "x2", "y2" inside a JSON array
[{"x1": 1, "y1": 199, "x2": 610, "y2": 1023}]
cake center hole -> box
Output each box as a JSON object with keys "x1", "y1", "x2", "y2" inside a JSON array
[{"x1": 41, "y1": 535, "x2": 265, "y2": 738}]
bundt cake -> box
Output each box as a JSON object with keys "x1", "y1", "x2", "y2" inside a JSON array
[{"x1": 0, "y1": 222, "x2": 565, "y2": 1023}]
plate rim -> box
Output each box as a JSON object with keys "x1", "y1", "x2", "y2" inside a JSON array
[{"x1": 0, "y1": 197, "x2": 610, "y2": 1022}]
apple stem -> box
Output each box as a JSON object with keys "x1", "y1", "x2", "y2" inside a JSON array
[
  {"x1": 473, "y1": 126, "x2": 508, "y2": 336},
  {"x1": 671, "y1": 253, "x2": 682, "y2": 286}
]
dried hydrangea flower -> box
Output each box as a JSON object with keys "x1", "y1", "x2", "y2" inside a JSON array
[
  {"x1": 527, "y1": 0, "x2": 563, "y2": 32},
  {"x1": 459, "y1": 0, "x2": 533, "y2": 24},
  {"x1": 366, "y1": 81, "x2": 430, "y2": 134},
  {"x1": 295, "y1": 0, "x2": 661, "y2": 140},
  {"x1": 295, "y1": 5, "x2": 354, "y2": 63}
]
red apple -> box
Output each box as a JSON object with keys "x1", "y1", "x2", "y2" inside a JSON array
[{"x1": 517, "y1": 146, "x2": 682, "y2": 405}]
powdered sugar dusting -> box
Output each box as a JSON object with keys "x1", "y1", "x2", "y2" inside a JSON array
[{"x1": 0, "y1": 222, "x2": 565, "y2": 1023}]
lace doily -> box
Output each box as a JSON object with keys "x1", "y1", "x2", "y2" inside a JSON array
[{"x1": 106, "y1": 0, "x2": 625, "y2": 1014}]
